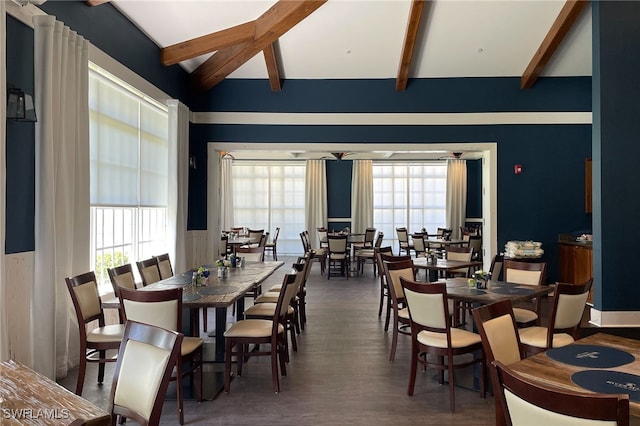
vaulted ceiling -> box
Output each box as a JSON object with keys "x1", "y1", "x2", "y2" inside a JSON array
[{"x1": 92, "y1": 0, "x2": 592, "y2": 93}]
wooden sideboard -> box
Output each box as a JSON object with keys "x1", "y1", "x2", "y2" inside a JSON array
[{"x1": 558, "y1": 239, "x2": 593, "y2": 303}]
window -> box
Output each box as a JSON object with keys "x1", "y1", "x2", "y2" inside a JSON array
[
  {"x1": 232, "y1": 161, "x2": 306, "y2": 255},
  {"x1": 89, "y1": 64, "x2": 169, "y2": 294},
  {"x1": 373, "y1": 162, "x2": 447, "y2": 251}
]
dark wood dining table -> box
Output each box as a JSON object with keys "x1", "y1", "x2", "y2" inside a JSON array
[
  {"x1": 508, "y1": 333, "x2": 640, "y2": 417},
  {"x1": 412, "y1": 257, "x2": 483, "y2": 282},
  {"x1": 102, "y1": 260, "x2": 284, "y2": 363},
  {"x1": 0, "y1": 359, "x2": 111, "y2": 425}
]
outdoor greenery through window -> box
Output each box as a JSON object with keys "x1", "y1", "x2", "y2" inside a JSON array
[
  {"x1": 373, "y1": 162, "x2": 447, "y2": 251},
  {"x1": 89, "y1": 63, "x2": 169, "y2": 294},
  {"x1": 232, "y1": 161, "x2": 306, "y2": 255}
]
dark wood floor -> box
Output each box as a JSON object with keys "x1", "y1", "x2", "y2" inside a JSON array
[{"x1": 59, "y1": 256, "x2": 623, "y2": 425}]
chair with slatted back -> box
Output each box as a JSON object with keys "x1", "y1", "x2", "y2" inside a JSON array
[
  {"x1": 119, "y1": 287, "x2": 203, "y2": 425},
  {"x1": 66, "y1": 271, "x2": 125, "y2": 396},
  {"x1": 264, "y1": 227, "x2": 280, "y2": 260},
  {"x1": 154, "y1": 253, "x2": 173, "y2": 280},
  {"x1": 107, "y1": 264, "x2": 137, "y2": 324},
  {"x1": 108, "y1": 320, "x2": 183, "y2": 426},
  {"x1": 355, "y1": 231, "x2": 384, "y2": 276},
  {"x1": 246, "y1": 228, "x2": 264, "y2": 247},
  {"x1": 401, "y1": 278, "x2": 486, "y2": 412},
  {"x1": 396, "y1": 227, "x2": 413, "y2": 256},
  {"x1": 136, "y1": 257, "x2": 161, "y2": 287},
  {"x1": 519, "y1": 279, "x2": 593, "y2": 356},
  {"x1": 491, "y1": 360, "x2": 629, "y2": 426},
  {"x1": 503, "y1": 260, "x2": 547, "y2": 327}
]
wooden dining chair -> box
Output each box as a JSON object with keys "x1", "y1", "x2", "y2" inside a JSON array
[
  {"x1": 503, "y1": 260, "x2": 547, "y2": 327},
  {"x1": 382, "y1": 258, "x2": 416, "y2": 362},
  {"x1": 355, "y1": 231, "x2": 384, "y2": 275},
  {"x1": 154, "y1": 253, "x2": 173, "y2": 279},
  {"x1": 66, "y1": 271, "x2": 125, "y2": 396},
  {"x1": 374, "y1": 245, "x2": 394, "y2": 318},
  {"x1": 445, "y1": 245, "x2": 474, "y2": 277},
  {"x1": 264, "y1": 227, "x2": 280, "y2": 260},
  {"x1": 136, "y1": 257, "x2": 161, "y2": 286},
  {"x1": 119, "y1": 287, "x2": 203, "y2": 425},
  {"x1": 518, "y1": 279, "x2": 593, "y2": 356},
  {"x1": 472, "y1": 299, "x2": 525, "y2": 426},
  {"x1": 395, "y1": 227, "x2": 413, "y2": 256},
  {"x1": 224, "y1": 273, "x2": 299, "y2": 394},
  {"x1": 109, "y1": 320, "x2": 183, "y2": 426},
  {"x1": 401, "y1": 277, "x2": 486, "y2": 412},
  {"x1": 327, "y1": 234, "x2": 350, "y2": 279},
  {"x1": 107, "y1": 263, "x2": 137, "y2": 324},
  {"x1": 491, "y1": 360, "x2": 629, "y2": 426}
]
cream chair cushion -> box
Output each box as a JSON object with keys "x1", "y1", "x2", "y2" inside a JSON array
[
  {"x1": 140, "y1": 265, "x2": 161, "y2": 285},
  {"x1": 87, "y1": 324, "x2": 125, "y2": 343},
  {"x1": 74, "y1": 281, "x2": 102, "y2": 319},
  {"x1": 114, "y1": 340, "x2": 171, "y2": 421},
  {"x1": 224, "y1": 319, "x2": 284, "y2": 338},
  {"x1": 181, "y1": 337, "x2": 204, "y2": 357},
  {"x1": 518, "y1": 327, "x2": 574, "y2": 349},
  {"x1": 417, "y1": 328, "x2": 482, "y2": 349},
  {"x1": 512, "y1": 307, "x2": 538, "y2": 324},
  {"x1": 483, "y1": 314, "x2": 521, "y2": 365},
  {"x1": 113, "y1": 272, "x2": 136, "y2": 290},
  {"x1": 244, "y1": 302, "x2": 294, "y2": 317},
  {"x1": 122, "y1": 299, "x2": 178, "y2": 332},
  {"x1": 157, "y1": 260, "x2": 173, "y2": 280}
]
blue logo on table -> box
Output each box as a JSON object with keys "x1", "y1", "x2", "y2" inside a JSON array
[
  {"x1": 547, "y1": 344, "x2": 635, "y2": 368},
  {"x1": 576, "y1": 351, "x2": 600, "y2": 359},
  {"x1": 572, "y1": 370, "x2": 640, "y2": 401}
]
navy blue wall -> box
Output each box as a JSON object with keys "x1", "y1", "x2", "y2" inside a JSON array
[
  {"x1": 5, "y1": 2, "x2": 592, "y2": 285},
  {"x1": 6, "y1": 16, "x2": 35, "y2": 254},
  {"x1": 466, "y1": 159, "x2": 482, "y2": 219}
]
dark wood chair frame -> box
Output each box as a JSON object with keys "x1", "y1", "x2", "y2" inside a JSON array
[
  {"x1": 374, "y1": 246, "x2": 394, "y2": 318},
  {"x1": 109, "y1": 320, "x2": 183, "y2": 426},
  {"x1": 382, "y1": 258, "x2": 416, "y2": 362},
  {"x1": 135, "y1": 257, "x2": 161, "y2": 287},
  {"x1": 107, "y1": 263, "x2": 137, "y2": 324},
  {"x1": 503, "y1": 259, "x2": 548, "y2": 327},
  {"x1": 491, "y1": 360, "x2": 629, "y2": 426}
]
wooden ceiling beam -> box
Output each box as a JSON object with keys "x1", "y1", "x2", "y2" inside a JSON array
[
  {"x1": 521, "y1": 0, "x2": 588, "y2": 89},
  {"x1": 191, "y1": 0, "x2": 326, "y2": 92},
  {"x1": 161, "y1": 21, "x2": 256, "y2": 66},
  {"x1": 396, "y1": 0, "x2": 428, "y2": 92},
  {"x1": 263, "y1": 42, "x2": 282, "y2": 92}
]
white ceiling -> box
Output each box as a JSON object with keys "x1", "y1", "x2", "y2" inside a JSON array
[
  {"x1": 112, "y1": 0, "x2": 592, "y2": 80},
  {"x1": 110, "y1": 0, "x2": 592, "y2": 160}
]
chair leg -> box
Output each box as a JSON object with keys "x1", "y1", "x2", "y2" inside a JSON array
[
  {"x1": 271, "y1": 341, "x2": 281, "y2": 394},
  {"x1": 75, "y1": 357, "x2": 87, "y2": 395},
  {"x1": 389, "y1": 313, "x2": 399, "y2": 362},
  {"x1": 202, "y1": 308, "x2": 208, "y2": 333},
  {"x1": 448, "y1": 357, "x2": 456, "y2": 412},
  {"x1": 176, "y1": 361, "x2": 185, "y2": 425},
  {"x1": 378, "y1": 280, "x2": 385, "y2": 317},
  {"x1": 224, "y1": 339, "x2": 233, "y2": 393},
  {"x1": 384, "y1": 299, "x2": 391, "y2": 331},
  {"x1": 407, "y1": 345, "x2": 418, "y2": 396},
  {"x1": 97, "y1": 351, "x2": 106, "y2": 384}
]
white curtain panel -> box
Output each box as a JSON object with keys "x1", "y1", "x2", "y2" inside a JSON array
[
  {"x1": 167, "y1": 100, "x2": 189, "y2": 273},
  {"x1": 220, "y1": 157, "x2": 234, "y2": 232},
  {"x1": 33, "y1": 16, "x2": 90, "y2": 379},
  {"x1": 0, "y1": 0, "x2": 8, "y2": 361},
  {"x1": 351, "y1": 160, "x2": 374, "y2": 234},
  {"x1": 207, "y1": 145, "x2": 222, "y2": 261},
  {"x1": 305, "y1": 160, "x2": 327, "y2": 249},
  {"x1": 446, "y1": 159, "x2": 467, "y2": 240}
]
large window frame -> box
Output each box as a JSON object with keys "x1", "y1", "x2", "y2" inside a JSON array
[
  {"x1": 89, "y1": 64, "x2": 169, "y2": 294},
  {"x1": 373, "y1": 161, "x2": 447, "y2": 251},
  {"x1": 231, "y1": 161, "x2": 306, "y2": 255}
]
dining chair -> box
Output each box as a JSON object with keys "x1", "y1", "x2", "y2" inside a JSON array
[
  {"x1": 518, "y1": 279, "x2": 593, "y2": 356},
  {"x1": 107, "y1": 263, "x2": 137, "y2": 323},
  {"x1": 108, "y1": 320, "x2": 183, "y2": 426},
  {"x1": 472, "y1": 299, "x2": 525, "y2": 426},
  {"x1": 395, "y1": 227, "x2": 413, "y2": 256},
  {"x1": 380, "y1": 252, "x2": 412, "y2": 331},
  {"x1": 301, "y1": 230, "x2": 326, "y2": 274},
  {"x1": 411, "y1": 233, "x2": 427, "y2": 257},
  {"x1": 491, "y1": 360, "x2": 629, "y2": 426},
  {"x1": 224, "y1": 272, "x2": 299, "y2": 394},
  {"x1": 245, "y1": 261, "x2": 308, "y2": 353},
  {"x1": 119, "y1": 287, "x2": 203, "y2": 425},
  {"x1": 445, "y1": 245, "x2": 474, "y2": 277},
  {"x1": 363, "y1": 227, "x2": 377, "y2": 248},
  {"x1": 235, "y1": 245, "x2": 266, "y2": 301},
  {"x1": 382, "y1": 258, "x2": 416, "y2": 362},
  {"x1": 489, "y1": 253, "x2": 505, "y2": 281},
  {"x1": 503, "y1": 260, "x2": 547, "y2": 327},
  {"x1": 327, "y1": 234, "x2": 350, "y2": 279},
  {"x1": 374, "y1": 245, "x2": 394, "y2": 318},
  {"x1": 355, "y1": 231, "x2": 384, "y2": 276},
  {"x1": 154, "y1": 253, "x2": 173, "y2": 280},
  {"x1": 264, "y1": 227, "x2": 280, "y2": 260},
  {"x1": 246, "y1": 228, "x2": 265, "y2": 247},
  {"x1": 220, "y1": 234, "x2": 232, "y2": 257},
  {"x1": 136, "y1": 257, "x2": 161, "y2": 287},
  {"x1": 467, "y1": 235, "x2": 483, "y2": 262},
  {"x1": 66, "y1": 271, "x2": 125, "y2": 396},
  {"x1": 317, "y1": 227, "x2": 329, "y2": 249},
  {"x1": 401, "y1": 277, "x2": 486, "y2": 412}
]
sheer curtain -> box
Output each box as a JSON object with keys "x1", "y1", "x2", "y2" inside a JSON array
[
  {"x1": 33, "y1": 16, "x2": 90, "y2": 379},
  {"x1": 220, "y1": 157, "x2": 234, "y2": 231},
  {"x1": 1, "y1": 0, "x2": 8, "y2": 361},
  {"x1": 167, "y1": 100, "x2": 189, "y2": 273},
  {"x1": 446, "y1": 159, "x2": 467, "y2": 240},
  {"x1": 207, "y1": 145, "x2": 221, "y2": 261},
  {"x1": 351, "y1": 160, "x2": 374, "y2": 234},
  {"x1": 305, "y1": 160, "x2": 327, "y2": 249}
]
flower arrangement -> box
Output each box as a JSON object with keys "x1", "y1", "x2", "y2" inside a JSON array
[{"x1": 469, "y1": 270, "x2": 491, "y2": 289}]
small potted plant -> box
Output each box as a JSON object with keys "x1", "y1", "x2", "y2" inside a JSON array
[{"x1": 472, "y1": 270, "x2": 491, "y2": 289}]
